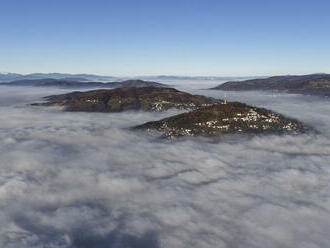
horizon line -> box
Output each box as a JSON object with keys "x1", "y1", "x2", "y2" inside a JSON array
[{"x1": 1, "y1": 71, "x2": 329, "y2": 78}]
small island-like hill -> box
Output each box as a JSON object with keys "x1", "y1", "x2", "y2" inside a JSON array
[
  {"x1": 134, "y1": 102, "x2": 309, "y2": 138},
  {"x1": 33, "y1": 87, "x2": 221, "y2": 112}
]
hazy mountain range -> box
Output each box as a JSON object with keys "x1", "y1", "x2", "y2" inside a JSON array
[
  {"x1": 0, "y1": 72, "x2": 257, "y2": 83},
  {"x1": 0, "y1": 73, "x2": 117, "y2": 82},
  {"x1": 2, "y1": 79, "x2": 169, "y2": 89}
]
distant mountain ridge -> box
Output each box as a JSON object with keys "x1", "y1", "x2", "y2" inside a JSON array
[
  {"x1": 138, "y1": 75, "x2": 260, "y2": 81},
  {"x1": 0, "y1": 72, "x2": 260, "y2": 83},
  {"x1": 211, "y1": 74, "x2": 330, "y2": 97},
  {"x1": 2, "y1": 79, "x2": 169, "y2": 89},
  {"x1": 0, "y1": 73, "x2": 117, "y2": 82}
]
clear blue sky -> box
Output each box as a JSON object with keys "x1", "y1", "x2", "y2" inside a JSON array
[{"x1": 1, "y1": 0, "x2": 330, "y2": 76}]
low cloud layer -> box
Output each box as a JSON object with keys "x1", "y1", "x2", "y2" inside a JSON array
[{"x1": 0, "y1": 85, "x2": 330, "y2": 248}]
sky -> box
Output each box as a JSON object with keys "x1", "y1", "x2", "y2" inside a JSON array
[{"x1": 1, "y1": 0, "x2": 330, "y2": 76}]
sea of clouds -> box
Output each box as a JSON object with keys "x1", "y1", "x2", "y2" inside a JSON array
[{"x1": 0, "y1": 82, "x2": 330, "y2": 248}]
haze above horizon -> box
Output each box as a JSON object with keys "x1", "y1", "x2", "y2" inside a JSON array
[{"x1": 1, "y1": 0, "x2": 330, "y2": 76}]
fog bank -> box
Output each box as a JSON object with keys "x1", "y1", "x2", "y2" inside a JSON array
[{"x1": 0, "y1": 84, "x2": 330, "y2": 248}]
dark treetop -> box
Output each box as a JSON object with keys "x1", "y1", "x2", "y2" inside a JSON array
[
  {"x1": 211, "y1": 74, "x2": 330, "y2": 97},
  {"x1": 33, "y1": 87, "x2": 220, "y2": 112},
  {"x1": 134, "y1": 102, "x2": 309, "y2": 138}
]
